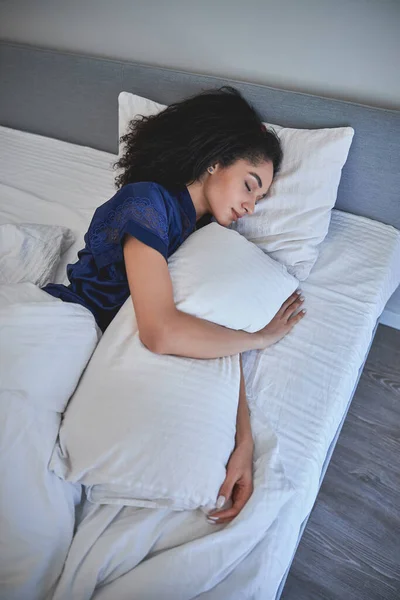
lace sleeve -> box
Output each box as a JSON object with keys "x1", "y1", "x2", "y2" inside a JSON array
[{"x1": 88, "y1": 183, "x2": 170, "y2": 269}]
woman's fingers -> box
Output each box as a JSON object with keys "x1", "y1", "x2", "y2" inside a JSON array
[
  {"x1": 283, "y1": 294, "x2": 304, "y2": 320},
  {"x1": 279, "y1": 291, "x2": 298, "y2": 313},
  {"x1": 216, "y1": 473, "x2": 235, "y2": 508},
  {"x1": 289, "y1": 307, "x2": 306, "y2": 322},
  {"x1": 279, "y1": 290, "x2": 301, "y2": 315},
  {"x1": 208, "y1": 482, "x2": 253, "y2": 523},
  {"x1": 208, "y1": 506, "x2": 238, "y2": 523}
]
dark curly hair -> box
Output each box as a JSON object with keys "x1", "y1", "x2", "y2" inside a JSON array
[{"x1": 115, "y1": 86, "x2": 283, "y2": 190}]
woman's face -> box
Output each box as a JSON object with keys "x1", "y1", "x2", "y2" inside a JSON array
[{"x1": 204, "y1": 159, "x2": 274, "y2": 227}]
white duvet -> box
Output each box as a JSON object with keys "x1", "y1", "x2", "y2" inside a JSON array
[{"x1": 0, "y1": 284, "x2": 100, "y2": 600}]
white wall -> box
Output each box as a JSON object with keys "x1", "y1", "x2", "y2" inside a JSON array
[{"x1": 0, "y1": 0, "x2": 400, "y2": 110}]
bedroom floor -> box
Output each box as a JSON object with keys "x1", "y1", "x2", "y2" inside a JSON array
[{"x1": 281, "y1": 324, "x2": 400, "y2": 600}]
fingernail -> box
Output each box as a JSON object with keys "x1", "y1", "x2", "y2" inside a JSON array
[
  {"x1": 207, "y1": 516, "x2": 219, "y2": 522},
  {"x1": 303, "y1": 309, "x2": 307, "y2": 313},
  {"x1": 300, "y1": 296, "x2": 305, "y2": 301},
  {"x1": 216, "y1": 495, "x2": 225, "y2": 509}
]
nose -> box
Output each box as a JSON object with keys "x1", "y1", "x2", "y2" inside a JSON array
[{"x1": 242, "y1": 199, "x2": 255, "y2": 216}]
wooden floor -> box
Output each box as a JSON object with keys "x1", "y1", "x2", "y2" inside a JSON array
[{"x1": 281, "y1": 324, "x2": 400, "y2": 600}]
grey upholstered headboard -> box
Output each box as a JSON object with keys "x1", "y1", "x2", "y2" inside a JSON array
[{"x1": 1, "y1": 41, "x2": 399, "y2": 228}]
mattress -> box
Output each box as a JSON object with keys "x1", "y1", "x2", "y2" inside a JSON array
[{"x1": 1, "y1": 125, "x2": 399, "y2": 599}]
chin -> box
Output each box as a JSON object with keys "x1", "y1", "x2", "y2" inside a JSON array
[
  {"x1": 213, "y1": 214, "x2": 232, "y2": 228},
  {"x1": 208, "y1": 206, "x2": 233, "y2": 227}
]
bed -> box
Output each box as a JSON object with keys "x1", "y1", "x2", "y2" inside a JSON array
[{"x1": 0, "y1": 42, "x2": 399, "y2": 600}]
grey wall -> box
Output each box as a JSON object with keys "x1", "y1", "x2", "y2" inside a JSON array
[{"x1": 0, "y1": 0, "x2": 399, "y2": 110}]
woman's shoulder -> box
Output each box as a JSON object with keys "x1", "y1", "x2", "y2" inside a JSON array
[
  {"x1": 92, "y1": 182, "x2": 169, "y2": 224},
  {"x1": 115, "y1": 181, "x2": 187, "y2": 214},
  {"x1": 114, "y1": 182, "x2": 195, "y2": 240},
  {"x1": 118, "y1": 181, "x2": 169, "y2": 199}
]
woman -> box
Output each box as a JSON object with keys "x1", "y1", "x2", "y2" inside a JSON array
[{"x1": 43, "y1": 86, "x2": 305, "y2": 524}]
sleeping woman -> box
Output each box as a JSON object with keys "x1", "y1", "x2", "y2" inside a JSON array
[{"x1": 42, "y1": 86, "x2": 306, "y2": 524}]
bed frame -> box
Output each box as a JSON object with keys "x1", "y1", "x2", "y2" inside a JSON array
[{"x1": 1, "y1": 41, "x2": 399, "y2": 598}]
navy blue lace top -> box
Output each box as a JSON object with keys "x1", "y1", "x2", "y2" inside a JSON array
[{"x1": 42, "y1": 182, "x2": 197, "y2": 332}]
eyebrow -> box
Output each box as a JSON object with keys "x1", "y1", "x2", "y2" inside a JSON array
[
  {"x1": 249, "y1": 172, "x2": 263, "y2": 188},
  {"x1": 249, "y1": 171, "x2": 269, "y2": 201}
]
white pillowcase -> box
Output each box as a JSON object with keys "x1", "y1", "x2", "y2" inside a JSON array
[
  {"x1": 118, "y1": 91, "x2": 164, "y2": 157},
  {"x1": 50, "y1": 224, "x2": 298, "y2": 511},
  {"x1": 169, "y1": 224, "x2": 298, "y2": 332},
  {"x1": 233, "y1": 123, "x2": 354, "y2": 280},
  {"x1": 118, "y1": 91, "x2": 354, "y2": 280},
  {"x1": 0, "y1": 222, "x2": 74, "y2": 286}
]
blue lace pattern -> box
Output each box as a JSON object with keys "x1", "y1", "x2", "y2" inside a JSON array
[{"x1": 89, "y1": 194, "x2": 169, "y2": 260}]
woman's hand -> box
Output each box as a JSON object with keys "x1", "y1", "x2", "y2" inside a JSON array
[
  {"x1": 207, "y1": 440, "x2": 254, "y2": 525},
  {"x1": 255, "y1": 289, "x2": 306, "y2": 350}
]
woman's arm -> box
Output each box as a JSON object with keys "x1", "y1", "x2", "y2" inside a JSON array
[
  {"x1": 207, "y1": 355, "x2": 254, "y2": 524},
  {"x1": 123, "y1": 236, "x2": 304, "y2": 359},
  {"x1": 235, "y1": 355, "x2": 253, "y2": 450}
]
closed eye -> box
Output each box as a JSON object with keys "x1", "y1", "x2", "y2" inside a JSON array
[
  {"x1": 245, "y1": 182, "x2": 251, "y2": 192},
  {"x1": 257, "y1": 192, "x2": 268, "y2": 203}
]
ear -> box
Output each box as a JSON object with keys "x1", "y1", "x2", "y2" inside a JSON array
[{"x1": 207, "y1": 162, "x2": 220, "y2": 176}]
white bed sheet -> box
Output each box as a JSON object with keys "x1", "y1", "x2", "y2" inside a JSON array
[
  {"x1": 0, "y1": 125, "x2": 116, "y2": 284},
  {"x1": 1, "y1": 126, "x2": 400, "y2": 599}
]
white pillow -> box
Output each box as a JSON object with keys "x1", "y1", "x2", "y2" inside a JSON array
[
  {"x1": 118, "y1": 91, "x2": 354, "y2": 280},
  {"x1": 50, "y1": 224, "x2": 298, "y2": 511},
  {"x1": 169, "y1": 223, "x2": 298, "y2": 332},
  {"x1": 0, "y1": 223, "x2": 75, "y2": 286},
  {"x1": 233, "y1": 123, "x2": 354, "y2": 280},
  {"x1": 118, "y1": 91, "x2": 164, "y2": 157}
]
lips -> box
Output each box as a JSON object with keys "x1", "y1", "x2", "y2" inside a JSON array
[{"x1": 232, "y1": 208, "x2": 241, "y2": 221}]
